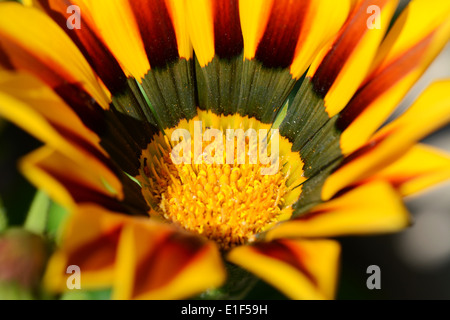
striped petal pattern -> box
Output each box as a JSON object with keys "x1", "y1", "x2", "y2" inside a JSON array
[
  {"x1": 267, "y1": 181, "x2": 411, "y2": 241},
  {"x1": 45, "y1": 205, "x2": 226, "y2": 299},
  {"x1": 339, "y1": 0, "x2": 450, "y2": 154},
  {"x1": 310, "y1": 0, "x2": 399, "y2": 117},
  {"x1": 0, "y1": 0, "x2": 449, "y2": 301},
  {"x1": 371, "y1": 144, "x2": 450, "y2": 197},
  {"x1": 0, "y1": 2, "x2": 110, "y2": 109},
  {"x1": 227, "y1": 239, "x2": 340, "y2": 300},
  {"x1": 323, "y1": 80, "x2": 450, "y2": 200}
]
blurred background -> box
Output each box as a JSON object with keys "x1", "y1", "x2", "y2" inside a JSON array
[{"x1": 0, "y1": 0, "x2": 449, "y2": 300}]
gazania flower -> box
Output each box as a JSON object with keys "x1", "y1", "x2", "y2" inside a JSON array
[{"x1": 0, "y1": 0, "x2": 450, "y2": 300}]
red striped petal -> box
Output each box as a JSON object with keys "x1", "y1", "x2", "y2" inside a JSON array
[
  {"x1": 254, "y1": 0, "x2": 309, "y2": 68},
  {"x1": 227, "y1": 239, "x2": 341, "y2": 300},
  {"x1": 128, "y1": 0, "x2": 180, "y2": 68}
]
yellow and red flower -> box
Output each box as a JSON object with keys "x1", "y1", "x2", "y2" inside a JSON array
[{"x1": 0, "y1": 0, "x2": 449, "y2": 299}]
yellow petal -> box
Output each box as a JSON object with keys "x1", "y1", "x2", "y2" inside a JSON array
[
  {"x1": 185, "y1": 0, "x2": 215, "y2": 67},
  {"x1": 290, "y1": 0, "x2": 352, "y2": 79},
  {"x1": 0, "y1": 2, "x2": 110, "y2": 108},
  {"x1": 0, "y1": 71, "x2": 99, "y2": 151},
  {"x1": 339, "y1": 0, "x2": 450, "y2": 154},
  {"x1": 34, "y1": 0, "x2": 129, "y2": 94},
  {"x1": 267, "y1": 181, "x2": 411, "y2": 240},
  {"x1": 20, "y1": 148, "x2": 75, "y2": 210},
  {"x1": 79, "y1": 0, "x2": 150, "y2": 80},
  {"x1": 113, "y1": 222, "x2": 225, "y2": 300},
  {"x1": 0, "y1": 71, "x2": 122, "y2": 198},
  {"x1": 227, "y1": 239, "x2": 341, "y2": 300},
  {"x1": 372, "y1": 144, "x2": 450, "y2": 197},
  {"x1": 44, "y1": 204, "x2": 131, "y2": 292},
  {"x1": 372, "y1": 0, "x2": 450, "y2": 73},
  {"x1": 309, "y1": 0, "x2": 398, "y2": 117},
  {"x1": 323, "y1": 80, "x2": 450, "y2": 200},
  {"x1": 239, "y1": 0, "x2": 273, "y2": 60},
  {"x1": 165, "y1": 0, "x2": 193, "y2": 60},
  {"x1": 20, "y1": 147, "x2": 122, "y2": 209},
  {"x1": 240, "y1": 0, "x2": 350, "y2": 74},
  {"x1": 375, "y1": 80, "x2": 450, "y2": 142}
]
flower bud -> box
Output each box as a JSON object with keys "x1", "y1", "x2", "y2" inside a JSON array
[{"x1": 0, "y1": 228, "x2": 47, "y2": 290}]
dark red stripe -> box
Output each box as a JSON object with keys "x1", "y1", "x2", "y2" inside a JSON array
[
  {"x1": 35, "y1": 128, "x2": 149, "y2": 215},
  {"x1": 386, "y1": 175, "x2": 416, "y2": 189},
  {"x1": 311, "y1": 0, "x2": 389, "y2": 98},
  {"x1": 45, "y1": 112, "x2": 151, "y2": 212},
  {"x1": 337, "y1": 33, "x2": 433, "y2": 130},
  {"x1": 0, "y1": 34, "x2": 106, "y2": 133},
  {"x1": 255, "y1": 0, "x2": 309, "y2": 68},
  {"x1": 38, "y1": 0, "x2": 127, "y2": 94},
  {"x1": 44, "y1": 172, "x2": 127, "y2": 211},
  {"x1": 129, "y1": 0, "x2": 179, "y2": 68},
  {"x1": 36, "y1": 145, "x2": 146, "y2": 214},
  {"x1": 53, "y1": 124, "x2": 116, "y2": 174},
  {"x1": 253, "y1": 240, "x2": 317, "y2": 286},
  {"x1": 0, "y1": 42, "x2": 14, "y2": 70},
  {"x1": 338, "y1": 129, "x2": 394, "y2": 171},
  {"x1": 53, "y1": 84, "x2": 105, "y2": 133},
  {"x1": 329, "y1": 182, "x2": 366, "y2": 200},
  {"x1": 0, "y1": 35, "x2": 69, "y2": 89},
  {"x1": 0, "y1": 30, "x2": 148, "y2": 193},
  {"x1": 133, "y1": 232, "x2": 205, "y2": 298},
  {"x1": 213, "y1": 0, "x2": 244, "y2": 58},
  {"x1": 67, "y1": 226, "x2": 122, "y2": 271},
  {"x1": 0, "y1": 27, "x2": 144, "y2": 179},
  {"x1": 51, "y1": 161, "x2": 148, "y2": 215}
]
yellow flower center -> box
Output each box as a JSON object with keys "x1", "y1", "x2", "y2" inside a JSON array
[{"x1": 137, "y1": 111, "x2": 305, "y2": 250}]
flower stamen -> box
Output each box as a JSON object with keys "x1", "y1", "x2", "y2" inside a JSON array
[{"x1": 138, "y1": 119, "x2": 294, "y2": 250}]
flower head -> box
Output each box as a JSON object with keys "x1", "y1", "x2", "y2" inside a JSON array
[{"x1": 0, "y1": 0, "x2": 450, "y2": 299}]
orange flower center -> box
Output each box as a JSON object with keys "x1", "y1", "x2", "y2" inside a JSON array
[{"x1": 137, "y1": 111, "x2": 304, "y2": 250}]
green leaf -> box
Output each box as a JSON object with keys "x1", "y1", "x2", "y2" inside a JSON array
[
  {"x1": 46, "y1": 201, "x2": 69, "y2": 243},
  {"x1": 23, "y1": 190, "x2": 69, "y2": 241},
  {"x1": 24, "y1": 190, "x2": 50, "y2": 235},
  {"x1": 60, "y1": 289, "x2": 112, "y2": 300},
  {"x1": 59, "y1": 291, "x2": 92, "y2": 300},
  {"x1": 0, "y1": 282, "x2": 33, "y2": 300}
]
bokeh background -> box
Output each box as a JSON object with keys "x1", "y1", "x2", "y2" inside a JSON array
[{"x1": 0, "y1": 0, "x2": 449, "y2": 299}]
